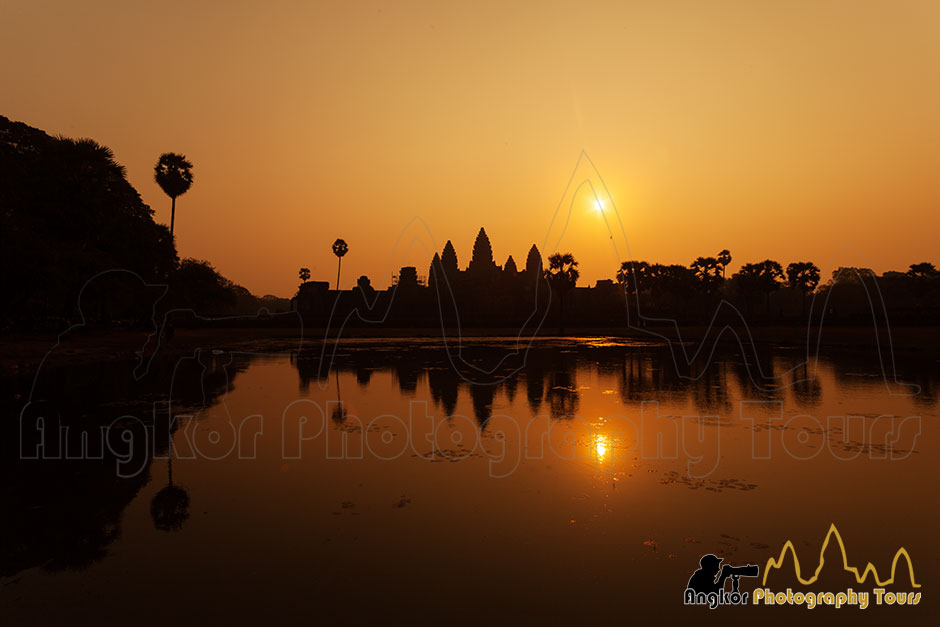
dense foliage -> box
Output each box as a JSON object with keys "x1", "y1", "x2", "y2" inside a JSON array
[{"x1": 0, "y1": 116, "x2": 283, "y2": 330}]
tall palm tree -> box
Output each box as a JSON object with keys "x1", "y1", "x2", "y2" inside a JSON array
[
  {"x1": 154, "y1": 153, "x2": 194, "y2": 238},
  {"x1": 545, "y1": 253, "x2": 579, "y2": 334},
  {"x1": 332, "y1": 239, "x2": 348, "y2": 290}
]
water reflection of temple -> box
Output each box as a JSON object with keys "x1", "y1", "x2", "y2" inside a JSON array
[
  {"x1": 291, "y1": 344, "x2": 840, "y2": 427},
  {"x1": 7, "y1": 341, "x2": 933, "y2": 580},
  {"x1": 292, "y1": 342, "x2": 940, "y2": 431}
]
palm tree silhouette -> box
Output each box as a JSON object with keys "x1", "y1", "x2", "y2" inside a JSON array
[
  {"x1": 786, "y1": 261, "x2": 821, "y2": 317},
  {"x1": 332, "y1": 239, "x2": 348, "y2": 290},
  {"x1": 717, "y1": 249, "x2": 732, "y2": 278},
  {"x1": 735, "y1": 260, "x2": 784, "y2": 313},
  {"x1": 154, "y1": 153, "x2": 194, "y2": 238},
  {"x1": 546, "y1": 253, "x2": 579, "y2": 334},
  {"x1": 690, "y1": 256, "x2": 723, "y2": 295},
  {"x1": 617, "y1": 260, "x2": 650, "y2": 324},
  {"x1": 299, "y1": 267, "x2": 311, "y2": 284}
]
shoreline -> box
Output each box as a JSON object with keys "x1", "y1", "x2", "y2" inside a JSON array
[{"x1": 2, "y1": 324, "x2": 938, "y2": 378}]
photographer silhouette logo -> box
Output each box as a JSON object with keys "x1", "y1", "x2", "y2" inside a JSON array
[{"x1": 684, "y1": 554, "x2": 760, "y2": 609}]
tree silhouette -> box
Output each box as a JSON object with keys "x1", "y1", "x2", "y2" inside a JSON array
[
  {"x1": 332, "y1": 238, "x2": 348, "y2": 290},
  {"x1": 2, "y1": 117, "x2": 177, "y2": 326},
  {"x1": 171, "y1": 258, "x2": 239, "y2": 312},
  {"x1": 690, "y1": 256, "x2": 724, "y2": 295},
  {"x1": 639, "y1": 263, "x2": 695, "y2": 306},
  {"x1": 904, "y1": 263, "x2": 939, "y2": 313},
  {"x1": 298, "y1": 267, "x2": 311, "y2": 284},
  {"x1": 735, "y1": 260, "x2": 784, "y2": 313},
  {"x1": 617, "y1": 260, "x2": 650, "y2": 293},
  {"x1": 717, "y1": 249, "x2": 732, "y2": 278},
  {"x1": 153, "y1": 153, "x2": 193, "y2": 238},
  {"x1": 908, "y1": 262, "x2": 938, "y2": 279},
  {"x1": 786, "y1": 261, "x2": 821, "y2": 316},
  {"x1": 546, "y1": 253, "x2": 579, "y2": 333},
  {"x1": 617, "y1": 260, "x2": 649, "y2": 323}
]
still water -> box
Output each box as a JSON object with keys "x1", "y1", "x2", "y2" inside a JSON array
[{"x1": 2, "y1": 338, "x2": 937, "y2": 625}]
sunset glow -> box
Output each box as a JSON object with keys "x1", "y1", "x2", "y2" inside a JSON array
[
  {"x1": 2, "y1": 1, "x2": 938, "y2": 296},
  {"x1": 3, "y1": 2, "x2": 939, "y2": 623}
]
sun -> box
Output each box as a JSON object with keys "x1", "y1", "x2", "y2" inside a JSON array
[{"x1": 593, "y1": 199, "x2": 604, "y2": 212}]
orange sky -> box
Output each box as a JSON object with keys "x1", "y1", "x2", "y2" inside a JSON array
[{"x1": 3, "y1": 1, "x2": 938, "y2": 296}]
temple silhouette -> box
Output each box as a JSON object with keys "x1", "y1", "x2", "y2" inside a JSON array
[{"x1": 294, "y1": 227, "x2": 622, "y2": 327}]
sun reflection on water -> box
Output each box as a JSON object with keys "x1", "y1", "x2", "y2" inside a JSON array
[{"x1": 593, "y1": 433, "x2": 609, "y2": 462}]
